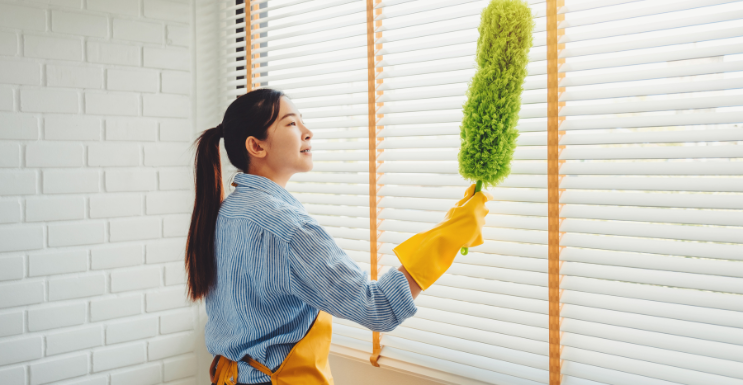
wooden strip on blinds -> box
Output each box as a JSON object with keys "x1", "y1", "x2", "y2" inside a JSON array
[
  {"x1": 366, "y1": 0, "x2": 383, "y2": 368},
  {"x1": 547, "y1": 0, "x2": 564, "y2": 384},
  {"x1": 246, "y1": 2, "x2": 253, "y2": 91}
]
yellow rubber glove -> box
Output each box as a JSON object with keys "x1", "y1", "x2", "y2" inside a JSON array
[{"x1": 393, "y1": 184, "x2": 492, "y2": 291}]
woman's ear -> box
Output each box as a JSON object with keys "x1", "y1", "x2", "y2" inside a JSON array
[{"x1": 245, "y1": 136, "x2": 267, "y2": 159}]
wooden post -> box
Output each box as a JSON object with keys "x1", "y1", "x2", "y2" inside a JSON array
[
  {"x1": 366, "y1": 0, "x2": 384, "y2": 368},
  {"x1": 547, "y1": 1, "x2": 565, "y2": 384}
]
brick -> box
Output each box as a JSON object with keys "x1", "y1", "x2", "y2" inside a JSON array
[
  {"x1": 24, "y1": 35, "x2": 83, "y2": 61},
  {"x1": 165, "y1": 378, "x2": 196, "y2": 385},
  {"x1": 93, "y1": 343, "x2": 146, "y2": 372},
  {"x1": 159, "y1": 119, "x2": 191, "y2": 142},
  {"x1": 85, "y1": 92, "x2": 139, "y2": 116},
  {"x1": 0, "y1": 366, "x2": 25, "y2": 385},
  {"x1": 107, "y1": 68, "x2": 159, "y2": 93},
  {"x1": 43, "y1": 169, "x2": 99, "y2": 194},
  {"x1": 0, "y1": 311, "x2": 23, "y2": 337},
  {"x1": 148, "y1": 332, "x2": 194, "y2": 360},
  {"x1": 47, "y1": 64, "x2": 104, "y2": 89},
  {"x1": 159, "y1": 168, "x2": 191, "y2": 190},
  {"x1": 0, "y1": 86, "x2": 12, "y2": 111},
  {"x1": 0, "y1": 256, "x2": 24, "y2": 281},
  {"x1": 113, "y1": 18, "x2": 163, "y2": 44},
  {"x1": 29, "y1": 353, "x2": 88, "y2": 385},
  {"x1": 106, "y1": 317, "x2": 158, "y2": 345},
  {"x1": 29, "y1": 249, "x2": 87, "y2": 276},
  {"x1": 0, "y1": 170, "x2": 35, "y2": 195},
  {"x1": 111, "y1": 266, "x2": 160, "y2": 293},
  {"x1": 0, "y1": 336, "x2": 42, "y2": 366},
  {"x1": 143, "y1": 93, "x2": 189, "y2": 118},
  {"x1": 44, "y1": 115, "x2": 101, "y2": 141},
  {"x1": 105, "y1": 169, "x2": 156, "y2": 192},
  {"x1": 0, "y1": 60, "x2": 41, "y2": 85},
  {"x1": 0, "y1": 113, "x2": 38, "y2": 139},
  {"x1": 87, "y1": 0, "x2": 139, "y2": 16},
  {"x1": 21, "y1": 88, "x2": 79, "y2": 113},
  {"x1": 0, "y1": 30, "x2": 17, "y2": 55},
  {"x1": 48, "y1": 274, "x2": 105, "y2": 301},
  {"x1": 164, "y1": 354, "x2": 196, "y2": 381},
  {"x1": 0, "y1": 280, "x2": 43, "y2": 309},
  {"x1": 0, "y1": 143, "x2": 20, "y2": 167},
  {"x1": 87, "y1": 41, "x2": 141, "y2": 66},
  {"x1": 0, "y1": 226, "x2": 43, "y2": 252},
  {"x1": 90, "y1": 194, "x2": 142, "y2": 219},
  {"x1": 52, "y1": 10, "x2": 108, "y2": 38},
  {"x1": 0, "y1": 4, "x2": 46, "y2": 31},
  {"x1": 110, "y1": 363, "x2": 160, "y2": 385},
  {"x1": 144, "y1": 143, "x2": 190, "y2": 166},
  {"x1": 91, "y1": 244, "x2": 143, "y2": 269},
  {"x1": 166, "y1": 24, "x2": 189, "y2": 47},
  {"x1": 145, "y1": 238, "x2": 185, "y2": 264},
  {"x1": 26, "y1": 196, "x2": 85, "y2": 222},
  {"x1": 110, "y1": 217, "x2": 161, "y2": 242},
  {"x1": 106, "y1": 118, "x2": 158, "y2": 141},
  {"x1": 88, "y1": 143, "x2": 140, "y2": 166},
  {"x1": 159, "y1": 309, "x2": 192, "y2": 335},
  {"x1": 28, "y1": 302, "x2": 85, "y2": 331},
  {"x1": 48, "y1": 221, "x2": 105, "y2": 247},
  {"x1": 143, "y1": 47, "x2": 189, "y2": 70},
  {"x1": 0, "y1": 200, "x2": 21, "y2": 223},
  {"x1": 164, "y1": 263, "x2": 185, "y2": 286},
  {"x1": 46, "y1": 326, "x2": 102, "y2": 355},
  {"x1": 62, "y1": 376, "x2": 107, "y2": 385},
  {"x1": 161, "y1": 70, "x2": 190, "y2": 94},
  {"x1": 26, "y1": 143, "x2": 84, "y2": 167},
  {"x1": 144, "y1": 0, "x2": 190, "y2": 23},
  {"x1": 146, "y1": 286, "x2": 188, "y2": 312},
  {"x1": 26, "y1": 0, "x2": 82, "y2": 8},
  {"x1": 146, "y1": 191, "x2": 191, "y2": 215},
  {"x1": 164, "y1": 214, "x2": 189, "y2": 238},
  {"x1": 90, "y1": 294, "x2": 141, "y2": 322}
]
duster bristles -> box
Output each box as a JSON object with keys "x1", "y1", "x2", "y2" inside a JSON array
[{"x1": 458, "y1": 0, "x2": 534, "y2": 188}]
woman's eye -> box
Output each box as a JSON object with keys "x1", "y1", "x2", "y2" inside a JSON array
[{"x1": 288, "y1": 121, "x2": 296, "y2": 126}]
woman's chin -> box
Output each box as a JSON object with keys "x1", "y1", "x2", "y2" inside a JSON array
[{"x1": 300, "y1": 160, "x2": 313, "y2": 173}]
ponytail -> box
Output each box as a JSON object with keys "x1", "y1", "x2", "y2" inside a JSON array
[
  {"x1": 186, "y1": 125, "x2": 223, "y2": 301},
  {"x1": 185, "y1": 88, "x2": 285, "y2": 301}
]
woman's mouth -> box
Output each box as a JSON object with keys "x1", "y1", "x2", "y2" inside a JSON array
[{"x1": 300, "y1": 148, "x2": 311, "y2": 154}]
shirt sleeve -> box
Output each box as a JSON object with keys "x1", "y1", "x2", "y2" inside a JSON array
[{"x1": 287, "y1": 218, "x2": 417, "y2": 332}]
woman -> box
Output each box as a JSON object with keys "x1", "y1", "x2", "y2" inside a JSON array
[{"x1": 186, "y1": 88, "x2": 491, "y2": 385}]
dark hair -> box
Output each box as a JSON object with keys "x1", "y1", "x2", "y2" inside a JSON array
[{"x1": 186, "y1": 88, "x2": 285, "y2": 301}]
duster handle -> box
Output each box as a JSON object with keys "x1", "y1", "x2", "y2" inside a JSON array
[{"x1": 460, "y1": 180, "x2": 483, "y2": 256}]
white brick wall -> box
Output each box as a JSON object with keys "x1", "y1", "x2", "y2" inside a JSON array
[{"x1": 0, "y1": 1, "x2": 198, "y2": 384}]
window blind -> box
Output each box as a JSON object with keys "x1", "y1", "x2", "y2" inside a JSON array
[
  {"x1": 223, "y1": 1, "x2": 743, "y2": 384},
  {"x1": 546, "y1": 1, "x2": 743, "y2": 384}
]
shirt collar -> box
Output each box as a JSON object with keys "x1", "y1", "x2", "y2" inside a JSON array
[{"x1": 232, "y1": 173, "x2": 303, "y2": 209}]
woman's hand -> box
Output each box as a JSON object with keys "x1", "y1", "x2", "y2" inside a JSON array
[{"x1": 392, "y1": 184, "x2": 492, "y2": 291}]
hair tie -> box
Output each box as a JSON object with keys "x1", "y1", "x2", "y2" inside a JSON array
[{"x1": 215, "y1": 124, "x2": 224, "y2": 137}]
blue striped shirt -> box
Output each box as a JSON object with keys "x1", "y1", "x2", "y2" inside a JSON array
[{"x1": 204, "y1": 173, "x2": 417, "y2": 384}]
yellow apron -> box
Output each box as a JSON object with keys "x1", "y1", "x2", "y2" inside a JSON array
[{"x1": 210, "y1": 311, "x2": 334, "y2": 385}]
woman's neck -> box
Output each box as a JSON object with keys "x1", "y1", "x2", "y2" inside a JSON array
[{"x1": 247, "y1": 163, "x2": 291, "y2": 188}]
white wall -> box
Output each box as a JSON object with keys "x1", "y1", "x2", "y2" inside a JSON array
[{"x1": 0, "y1": 0, "x2": 198, "y2": 384}]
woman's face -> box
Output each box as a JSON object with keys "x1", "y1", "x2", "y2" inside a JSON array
[{"x1": 254, "y1": 96, "x2": 313, "y2": 176}]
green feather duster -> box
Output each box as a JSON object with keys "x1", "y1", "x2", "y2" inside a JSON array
[
  {"x1": 459, "y1": 0, "x2": 534, "y2": 187},
  {"x1": 458, "y1": 0, "x2": 534, "y2": 254}
]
